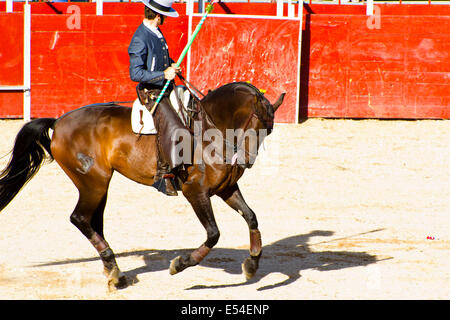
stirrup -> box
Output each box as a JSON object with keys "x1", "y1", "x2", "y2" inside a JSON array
[{"x1": 152, "y1": 177, "x2": 178, "y2": 196}]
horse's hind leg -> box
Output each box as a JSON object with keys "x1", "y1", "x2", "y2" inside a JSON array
[
  {"x1": 69, "y1": 185, "x2": 128, "y2": 290},
  {"x1": 218, "y1": 184, "x2": 262, "y2": 280}
]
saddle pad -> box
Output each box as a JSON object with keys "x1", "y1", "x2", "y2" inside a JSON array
[
  {"x1": 131, "y1": 98, "x2": 157, "y2": 135},
  {"x1": 131, "y1": 86, "x2": 191, "y2": 135}
]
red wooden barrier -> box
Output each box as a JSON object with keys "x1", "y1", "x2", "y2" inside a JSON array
[
  {"x1": 303, "y1": 4, "x2": 450, "y2": 119},
  {"x1": 189, "y1": 16, "x2": 300, "y2": 123},
  {"x1": 0, "y1": 3, "x2": 449, "y2": 120},
  {"x1": 0, "y1": 12, "x2": 24, "y2": 118}
]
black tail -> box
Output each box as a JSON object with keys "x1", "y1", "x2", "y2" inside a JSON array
[{"x1": 0, "y1": 118, "x2": 56, "y2": 212}]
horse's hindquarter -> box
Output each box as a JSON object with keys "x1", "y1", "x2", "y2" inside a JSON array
[{"x1": 51, "y1": 106, "x2": 158, "y2": 186}]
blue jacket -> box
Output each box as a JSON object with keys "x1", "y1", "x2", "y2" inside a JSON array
[{"x1": 128, "y1": 23, "x2": 173, "y2": 87}]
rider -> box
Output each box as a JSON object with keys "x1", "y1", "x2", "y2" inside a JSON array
[{"x1": 128, "y1": 0, "x2": 184, "y2": 196}]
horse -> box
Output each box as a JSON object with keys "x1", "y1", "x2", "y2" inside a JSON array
[{"x1": 0, "y1": 81, "x2": 285, "y2": 290}]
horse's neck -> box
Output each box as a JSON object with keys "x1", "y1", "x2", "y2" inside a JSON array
[{"x1": 199, "y1": 96, "x2": 244, "y2": 130}]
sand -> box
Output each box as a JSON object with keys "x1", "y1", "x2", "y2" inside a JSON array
[{"x1": 0, "y1": 118, "x2": 448, "y2": 299}]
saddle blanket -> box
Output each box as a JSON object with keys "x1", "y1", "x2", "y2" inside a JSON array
[{"x1": 131, "y1": 86, "x2": 190, "y2": 135}]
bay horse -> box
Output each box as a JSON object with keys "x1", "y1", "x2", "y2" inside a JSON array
[{"x1": 0, "y1": 81, "x2": 285, "y2": 290}]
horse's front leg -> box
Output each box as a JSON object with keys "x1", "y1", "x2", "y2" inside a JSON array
[
  {"x1": 169, "y1": 190, "x2": 219, "y2": 275},
  {"x1": 218, "y1": 184, "x2": 262, "y2": 280}
]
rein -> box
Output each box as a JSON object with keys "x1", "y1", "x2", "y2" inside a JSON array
[{"x1": 177, "y1": 73, "x2": 205, "y2": 101}]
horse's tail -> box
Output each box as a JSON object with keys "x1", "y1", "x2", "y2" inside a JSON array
[{"x1": 0, "y1": 118, "x2": 56, "y2": 212}]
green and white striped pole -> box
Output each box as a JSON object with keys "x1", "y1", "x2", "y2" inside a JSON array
[{"x1": 150, "y1": 0, "x2": 218, "y2": 115}]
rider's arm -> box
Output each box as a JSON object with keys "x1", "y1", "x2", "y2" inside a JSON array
[{"x1": 128, "y1": 35, "x2": 165, "y2": 86}]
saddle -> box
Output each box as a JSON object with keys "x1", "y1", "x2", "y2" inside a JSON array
[{"x1": 131, "y1": 85, "x2": 192, "y2": 135}]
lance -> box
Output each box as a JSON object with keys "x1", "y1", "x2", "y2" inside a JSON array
[{"x1": 150, "y1": 0, "x2": 218, "y2": 115}]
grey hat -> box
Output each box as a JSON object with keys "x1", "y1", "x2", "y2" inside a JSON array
[{"x1": 141, "y1": 0, "x2": 179, "y2": 18}]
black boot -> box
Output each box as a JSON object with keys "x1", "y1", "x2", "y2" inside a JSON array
[
  {"x1": 153, "y1": 161, "x2": 178, "y2": 196},
  {"x1": 162, "y1": 173, "x2": 179, "y2": 197}
]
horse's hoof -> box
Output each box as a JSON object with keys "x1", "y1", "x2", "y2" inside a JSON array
[
  {"x1": 105, "y1": 267, "x2": 129, "y2": 291},
  {"x1": 242, "y1": 257, "x2": 258, "y2": 280},
  {"x1": 169, "y1": 256, "x2": 182, "y2": 275}
]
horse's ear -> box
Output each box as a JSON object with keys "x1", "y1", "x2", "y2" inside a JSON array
[{"x1": 272, "y1": 93, "x2": 286, "y2": 112}]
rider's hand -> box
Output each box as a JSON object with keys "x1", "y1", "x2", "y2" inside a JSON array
[
  {"x1": 164, "y1": 66, "x2": 177, "y2": 80},
  {"x1": 171, "y1": 63, "x2": 182, "y2": 75}
]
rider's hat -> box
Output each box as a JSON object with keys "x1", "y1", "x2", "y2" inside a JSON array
[{"x1": 141, "y1": 0, "x2": 179, "y2": 18}]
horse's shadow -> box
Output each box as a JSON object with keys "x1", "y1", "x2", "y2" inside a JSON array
[{"x1": 35, "y1": 229, "x2": 381, "y2": 291}]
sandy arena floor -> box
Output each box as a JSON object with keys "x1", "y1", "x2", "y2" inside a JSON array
[{"x1": 0, "y1": 118, "x2": 448, "y2": 299}]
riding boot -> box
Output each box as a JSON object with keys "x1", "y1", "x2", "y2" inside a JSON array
[
  {"x1": 153, "y1": 132, "x2": 178, "y2": 196},
  {"x1": 154, "y1": 160, "x2": 178, "y2": 196},
  {"x1": 164, "y1": 176, "x2": 178, "y2": 196}
]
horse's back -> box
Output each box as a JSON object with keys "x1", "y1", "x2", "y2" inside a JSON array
[{"x1": 55, "y1": 104, "x2": 131, "y2": 130}]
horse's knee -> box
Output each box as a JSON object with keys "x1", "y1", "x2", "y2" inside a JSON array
[
  {"x1": 205, "y1": 228, "x2": 220, "y2": 248},
  {"x1": 70, "y1": 213, "x2": 86, "y2": 229}
]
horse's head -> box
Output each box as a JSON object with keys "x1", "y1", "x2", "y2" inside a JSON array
[
  {"x1": 200, "y1": 82, "x2": 286, "y2": 169},
  {"x1": 248, "y1": 86, "x2": 286, "y2": 135},
  {"x1": 258, "y1": 92, "x2": 286, "y2": 134},
  {"x1": 233, "y1": 84, "x2": 286, "y2": 168}
]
